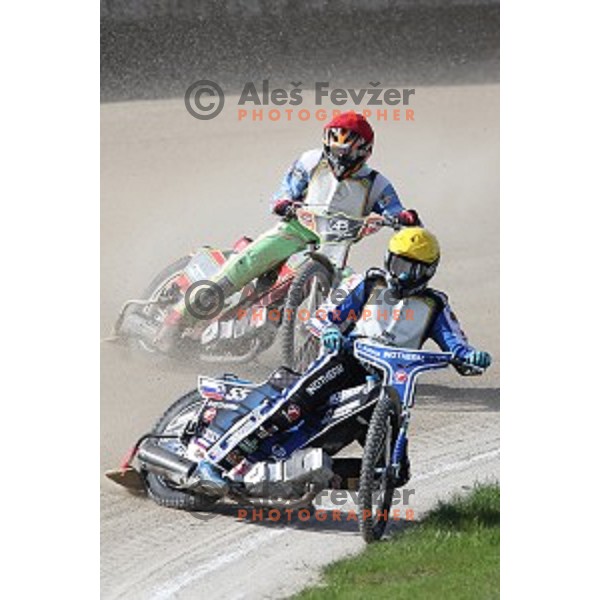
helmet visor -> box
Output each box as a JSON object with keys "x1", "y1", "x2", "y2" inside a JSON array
[
  {"x1": 328, "y1": 143, "x2": 353, "y2": 158},
  {"x1": 324, "y1": 128, "x2": 369, "y2": 178},
  {"x1": 386, "y1": 254, "x2": 418, "y2": 280}
]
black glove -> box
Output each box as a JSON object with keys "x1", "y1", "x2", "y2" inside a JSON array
[{"x1": 272, "y1": 199, "x2": 297, "y2": 218}]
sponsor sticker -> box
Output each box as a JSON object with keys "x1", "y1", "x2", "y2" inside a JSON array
[
  {"x1": 394, "y1": 370, "x2": 408, "y2": 383},
  {"x1": 306, "y1": 363, "x2": 345, "y2": 396},
  {"x1": 225, "y1": 386, "x2": 251, "y2": 401},
  {"x1": 226, "y1": 450, "x2": 244, "y2": 465},
  {"x1": 239, "y1": 437, "x2": 259, "y2": 453},
  {"x1": 271, "y1": 444, "x2": 287, "y2": 459},
  {"x1": 200, "y1": 379, "x2": 226, "y2": 401},
  {"x1": 202, "y1": 406, "x2": 217, "y2": 423},
  {"x1": 286, "y1": 403, "x2": 302, "y2": 422},
  {"x1": 200, "y1": 428, "x2": 219, "y2": 444}
]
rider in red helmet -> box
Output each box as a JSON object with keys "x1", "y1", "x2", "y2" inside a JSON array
[
  {"x1": 322, "y1": 111, "x2": 375, "y2": 180},
  {"x1": 155, "y1": 111, "x2": 420, "y2": 352}
]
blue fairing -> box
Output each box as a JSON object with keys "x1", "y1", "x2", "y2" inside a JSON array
[{"x1": 198, "y1": 379, "x2": 281, "y2": 443}]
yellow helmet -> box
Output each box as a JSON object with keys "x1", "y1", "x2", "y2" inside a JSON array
[
  {"x1": 385, "y1": 227, "x2": 440, "y2": 294},
  {"x1": 387, "y1": 227, "x2": 440, "y2": 263}
]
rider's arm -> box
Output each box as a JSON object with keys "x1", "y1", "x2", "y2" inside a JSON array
[
  {"x1": 307, "y1": 273, "x2": 373, "y2": 339},
  {"x1": 427, "y1": 292, "x2": 475, "y2": 361},
  {"x1": 368, "y1": 174, "x2": 422, "y2": 226},
  {"x1": 271, "y1": 149, "x2": 322, "y2": 211},
  {"x1": 368, "y1": 174, "x2": 404, "y2": 219}
]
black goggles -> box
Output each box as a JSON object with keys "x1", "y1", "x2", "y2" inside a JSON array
[{"x1": 386, "y1": 254, "x2": 421, "y2": 280}]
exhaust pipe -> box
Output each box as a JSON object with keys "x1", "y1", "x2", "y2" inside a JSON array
[
  {"x1": 115, "y1": 312, "x2": 159, "y2": 342},
  {"x1": 137, "y1": 443, "x2": 196, "y2": 487}
]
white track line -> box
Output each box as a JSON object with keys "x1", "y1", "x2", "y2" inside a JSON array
[
  {"x1": 150, "y1": 528, "x2": 286, "y2": 600},
  {"x1": 150, "y1": 447, "x2": 499, "y2": 599},
  {"x1": 412, "y1": 448, "x2": 500, "y2": 482}
]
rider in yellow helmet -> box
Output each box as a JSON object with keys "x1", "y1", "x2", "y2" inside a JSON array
[
  {"x1": 190, "y1": 227, "x2": 491, "y2": 489},
  {"x1": 273, "y1": 227, "x2": 490, "y2": 479}
]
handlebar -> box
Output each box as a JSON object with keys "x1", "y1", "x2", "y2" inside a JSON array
[
  {"x1": 351, "y1": 336, "x2": 485, "y2": 377},
  {"x1": 381, "y1": 214, "x2": 402, "y2": 230},
  {"x1": 281, "y1": 201, "x2": 304, "y2": 221},
  {"x1": 450, "y1": 357, "x2": 485, "y2": 376},
  {"x1": 291, "y1": 205, "x2": 397, "y2": 227}
]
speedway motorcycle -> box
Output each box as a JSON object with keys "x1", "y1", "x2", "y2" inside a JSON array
[
  {"x1": 112, "y1": 206, "x2": 394, "y2": 363},
  {"x1": 106, "y1": 339, "x2": 482, "y2": 542}
]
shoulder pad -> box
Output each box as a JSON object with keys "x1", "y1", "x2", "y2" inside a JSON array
[
  {"x1": 426, "y1": 288, "x2": 448, "y2": 302},
  {"x1": 367, "y1": 169, "x2": 379, "y2": 184},
  {"x1": 421, "y1": 288, "x2": 448, "y2": 310},
  {"x1": 298, "y1": 148, "x2": 323, "y2": 172}
]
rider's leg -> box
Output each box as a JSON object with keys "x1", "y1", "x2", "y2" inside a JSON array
[
  {"x1": 208, "y1": 353, "x2": 369, "y2": 476},
  {"x1": 266, "y1": 352, "x2": 370, "y2": 432},
  {"x1": 268, "y1": 353, "x2": 410, "y2": 485},
  {"x1": 154, "y1": 219, "x2": 317, "y2": 351},
  {"x1": 192, "y1": 355, "x2": 369, "y2": 487},
  {"x1": 215, "y1": 219, "x2": 319, "y2": 292}
]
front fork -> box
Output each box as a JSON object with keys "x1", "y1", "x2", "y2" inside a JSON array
[{"x1": 391, "y1": 409, "x2": 410, "y2": 484}]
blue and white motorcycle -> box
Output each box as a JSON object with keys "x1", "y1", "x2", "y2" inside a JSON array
[{"x1": 106, "y1": 339, "x2": 482, "y2": 542}]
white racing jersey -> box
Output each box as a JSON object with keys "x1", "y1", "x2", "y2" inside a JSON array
[
  {"x1": 308, "y1": 269, "x2": 475, "y2": 360},
  {"x1": 272, "y1": 148, "x2": 403, "y2": 219}
]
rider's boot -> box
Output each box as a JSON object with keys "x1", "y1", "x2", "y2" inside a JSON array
[
  {"x1": 185, "y1": 275, "x2": 238, "y2": 321},
  {"x1": 203, "y1": 275, "x2": 238, "y2": 311},
  {"x1": 188, "y1": 459, "x2": 229, "y2": 496}
]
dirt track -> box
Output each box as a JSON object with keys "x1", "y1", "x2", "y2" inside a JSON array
[{"x1": 101, "y1": 85, "x2": 499, "y2": 598}]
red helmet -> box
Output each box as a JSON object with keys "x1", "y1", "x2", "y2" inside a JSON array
[{"x1": 323, "y1": 112, "x2": 374, "y2": 180}]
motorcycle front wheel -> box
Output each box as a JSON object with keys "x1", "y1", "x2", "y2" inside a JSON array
[
  {"x1": 143, "y1": 390, "x2": 219, "y2": 511},
  {"x1": 280, "y1": 259, "x2": 332, "y2": 371},
  {"x1": 358, "y1": 393, "x2": 401, "y2": 543}
]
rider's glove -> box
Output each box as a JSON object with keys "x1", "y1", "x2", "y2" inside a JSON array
[
  {"x1": 397, "y1": 209, "x2": 421, "y2": 227},
  {"x1": 272, "y1": 198, "x2": 296, "y2": 218},
  {"x1": 321, "y1": 326, "x2": 344, "y2": 353},
  {"x1": 465, "y1": 350, "x2": 492, "y2": 369}
]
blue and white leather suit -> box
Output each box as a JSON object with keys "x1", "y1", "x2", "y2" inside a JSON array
[{"x1": 308, "y1": 268, "x2": 475, "y2": 360}]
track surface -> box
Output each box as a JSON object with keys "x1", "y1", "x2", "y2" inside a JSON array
[{"x1": 101, "y1": 85, "x2": 499, "y2": 599}]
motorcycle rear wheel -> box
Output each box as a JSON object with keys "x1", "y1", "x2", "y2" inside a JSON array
[
  {"x1": 143, "y1": 390, "x2": 219, "y2": 511},
  {"x1": 113, "y1": 256, "x2": 190, "y2": 343},
  {"x1": 281, "y1": 259, "x2": 332, "y2": 371},
  {"x1": 358, "y1": 393, "x2": 401, "y2": 543},
  {"x1": 142, "y1": 256, "x2": 190, "y2": 300}
]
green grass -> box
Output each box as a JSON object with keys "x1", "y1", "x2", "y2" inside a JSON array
[{"x1": 294, "y1": 484, "x2": 500, "y2": 600}]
